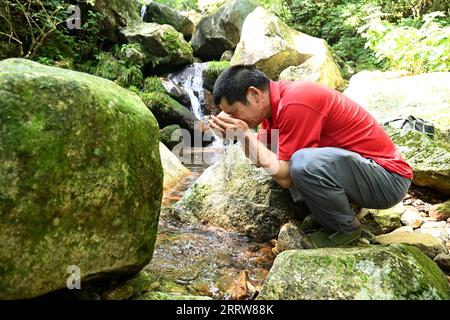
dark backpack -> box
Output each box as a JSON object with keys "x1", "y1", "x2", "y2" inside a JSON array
[{"x1": 383, "y1": 115, "x2": 435, "y2": 139}]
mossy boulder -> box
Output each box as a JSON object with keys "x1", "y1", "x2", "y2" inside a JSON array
[
  {"x1": 203, "y1": 60, "x2": 231, "y2": 91},
  {"x1": 0, "y1": 58, "x2": 163, "y2": 299},
  {"x1": 231, "y1": 6, "x2": 343, "y2": 81},
  {"x1": 258, "y1": 245, "x2": 450, "y2": 300},
  {"x1": 384, "y1": 126, "x2": 450, "y2": 195},
  {"x1": 120, "y1": 23, "x2": 194, "y2": 69},
  {"x1": 93, "y1": 0, "x2": 142, "y2": 43},
  {"x1": 140, "y1": 92, "x2": 196, "y2": 132},
  {"x1": 191, "y1": 0, "x2": 259, "y2": 61},
  {"x1": 173, "y1": 143, "x2": 306, "y2": 241},
  {"x1": 142, "y1": 2, "x2": 195, "y2": 39}
]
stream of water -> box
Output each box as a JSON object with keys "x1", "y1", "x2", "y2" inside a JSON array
[{"x1": 151, "y1": 151, "x2": 275, "y2": 300}]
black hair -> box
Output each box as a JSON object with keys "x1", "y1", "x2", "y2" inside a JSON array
[{"x1": 213, "y1": 65, "x2": 270, "y2": 106}]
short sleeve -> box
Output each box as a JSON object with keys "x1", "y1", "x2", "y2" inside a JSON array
[{"x1": 277, "y1": 104, "x2": 325, "y2": 161}]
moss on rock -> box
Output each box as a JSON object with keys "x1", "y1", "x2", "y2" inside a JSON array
[
  {"x1": 0, "y1": 58, "x2": 163, "y2": 299},
  {"x1": 258, "y1": 244, "x2": 450, "y2": 300},
  {"x1": 203, "y1": 61, "x2": 231, "y2": 91}
]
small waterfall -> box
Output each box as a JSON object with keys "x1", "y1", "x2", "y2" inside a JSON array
[
  {"x1": 169, "y1": 63, "x2": 227, "y2": 149},
  {"x1": 140, "y1": 4, "x2": 147, "y2": 21},
  {"x1": 168, "y1": 63, "x2": 208, "y2": 121}
]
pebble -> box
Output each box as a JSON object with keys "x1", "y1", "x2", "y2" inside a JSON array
[{"x1": 401, "y1": 209, "x2": 423, "y2": 228}]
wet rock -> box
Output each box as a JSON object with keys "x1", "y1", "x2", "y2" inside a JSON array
[
  {"x1": 120, "y1": 23, "x2": 193, "y2": 69},
  {"x1": 357, "y1": 202, "x2": 405, "y2": 235},
  {"x1": 275, "y1": 223, "x2": 306, "y2": 253},
  {"x1": 375, "y1": 231, "x2": 448, "y2": 259},
  {"x1": 231, "y1": 7, "x2": 343, "y2": 81},
  {"x1": 140, "y1": 92, "x2": 196, "y2": 132},
  {"x1": 434, "y1": 253, "x2": 450, "y2": 272},
  {"x1": 258, "y1": 244, "x2": 450, "y2": 300},
  {"x1": 430, "y1": 201, "x2": 450, "y2": 221},
  {"x1": 0, "y1": 59, "x2": 163, "y2": 299},
  {"x1": 160, "y1": 142, "x2": 190, "y2": 191},
  {"x1": 191, "y1": 0, "x2": 259, "y2": 60},
  {"x1": 142, "y1": 2, "x2": 195, "y2": 39},
  {"x1": 160, "y1": 78, "x2": 192, "y2": 108},
  {"x1": 401, "y1": 208, "x2": 423, "y2": 229},
  {"x1": 173, "y1": 143, "x2": 306, "y2": 241}
]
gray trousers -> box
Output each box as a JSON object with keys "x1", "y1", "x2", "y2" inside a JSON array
[{"x1": 289, "y1": 147, "x2": 411, "y2": 233}]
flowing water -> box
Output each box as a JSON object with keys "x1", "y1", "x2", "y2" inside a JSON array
[
  {"x1": 150, "y1": 150, "x2": 276, "y2": 300},
  {"x1": 168, "y1": 63, "x2": 208, "y2": 121}
]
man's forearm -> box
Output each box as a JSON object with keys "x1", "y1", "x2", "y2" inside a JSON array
[
  {"x1": 239, "y1": 130, "x2": 279, "y2": 175},
  {"x1": 238, "y1": 130, "x2": 292, "y2": 188}
]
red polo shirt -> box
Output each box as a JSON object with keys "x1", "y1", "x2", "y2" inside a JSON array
[{"x1": 257, "y1": 80, "x2": 413, "y2": 179}]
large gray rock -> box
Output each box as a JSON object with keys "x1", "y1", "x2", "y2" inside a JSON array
[
  {"x1": 384, "y1": 126, "x2": 450, "y2": 195},
  {"x1": 191, "y1": 0, "x2": 259, "y2": 61},
  {"x1": 344, "y1": 71, "x2": 450, "y2": 138},
  {"x1": 93, "y1": 0, "x2": 142, "y2": 43},
  {"x1": 0, "y1": 59, "x2": 163, "y2": 299},
  {"x1": 231, "y1": 6, "x2": 343, "y2": 81},
  {"x1": 120, "y1": 23, "x2": 194, "y2": 68},
  {"x1": 173, "y1": 143, "x2": 306, "y2": 241},
  {"x1": 258, "y1": 245, "x2": 450, "y2": 300},
  {"x1": 143, "y1": 2, "x2": 195, "y2": 39}
]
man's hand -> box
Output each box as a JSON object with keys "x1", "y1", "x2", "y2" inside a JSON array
[{"x1": 208, "y1": 112, "x2": 250, "y2": 141}]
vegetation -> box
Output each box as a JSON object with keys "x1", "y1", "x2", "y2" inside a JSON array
[
  {"x1": 1, "y1": 0, "x2": 448, "y2": 82},
  {"x1": 261, "y1": 0, "x2": 450, "y2": 77},
  {"x1": 361, "y1": 12, "x2": 450, "y2": 74}
]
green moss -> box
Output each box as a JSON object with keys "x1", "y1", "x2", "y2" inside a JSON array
[
  {"x1": 203, "y1": 61, "x2": 231, "y2": 90},
  {"x1": 258, "y1": 245, "x2": 450, "y2": 300},
  {"x1": 143, "y1": 76, "x2": 166, "y2": 94},
  {"x1": 0, "y1": 58, "x2": 163, "y2": 299},
  {"x1": 140, "y1": 92, "x2": 194, "y2": 129},
  {"x1": 161, "y1": 28, "x2": 193, "y2": 57}
]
